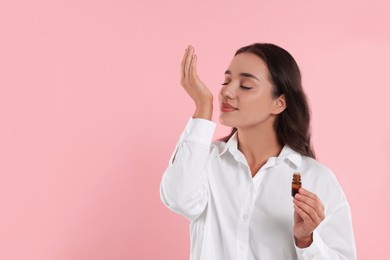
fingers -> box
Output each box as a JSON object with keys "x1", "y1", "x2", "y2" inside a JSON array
[
  {"x1": 294, "y1": 204, "x2": 314, "y2": 225},
  {"x1": 185, "y1": 47, "x2": 194, "y2": 79},
  {"x1": 293, "y1": 188, "x2": 325, "y2": 224},
  {"x1": 296, "y1": 189, "x2": 324, "y2": 211},
  {"x1": 191, "y1": 54, "x2": 198, "y2": 79},
  {"x1": 299, "y1": 188, "x2": 319, "y2": 201},
  {"x1": 183, "y1": 45, "x2": 195, "y2": 79},
  {"x1": 181, "y1": 45, "x2": 199, "y2": 89},
  {"x1": 181, "y1": 48, "x2": 188, "y2": 80},
  {"x1": 294, "y1": 200, "x2": 322, "y2": 226}
]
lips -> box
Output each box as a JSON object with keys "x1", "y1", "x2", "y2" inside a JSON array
[{"x1": 221, "y1": 102, "x2": 238, "y2": 112}]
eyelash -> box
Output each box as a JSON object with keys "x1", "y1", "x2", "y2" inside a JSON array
[{"x1": 221, "y1": 82, "x2": 252, "y2": 90}]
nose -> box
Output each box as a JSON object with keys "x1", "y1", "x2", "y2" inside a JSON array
[{"x1": 220, "y1": 83, "x2": 236, "y2": 100}]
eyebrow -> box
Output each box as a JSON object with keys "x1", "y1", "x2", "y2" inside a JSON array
[{"x1": 224, "y1": 70, "x2": 260, "y2": 81}]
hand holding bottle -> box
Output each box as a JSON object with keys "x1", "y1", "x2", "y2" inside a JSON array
[{"x1": 293, "y1": 188, "x2": 325, "y2": 248}]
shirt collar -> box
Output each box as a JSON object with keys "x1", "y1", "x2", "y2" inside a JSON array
[
  {"x1": 219, "y1": 131, "x2": 239, "y2": 156},
  {"x1": 275, "y1": 145, "x2": 302, "y2": 167},
  {"x1": 218, "y1": 131, "x2": 302, "y2": 168}
]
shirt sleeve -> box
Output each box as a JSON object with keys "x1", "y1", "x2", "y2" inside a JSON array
[
  {"x1": 295, "y1": 185, "x2": 357, "y2": 260},
  {"x1": 160, "y1": 117, "x2": 217, "y2": 222}
]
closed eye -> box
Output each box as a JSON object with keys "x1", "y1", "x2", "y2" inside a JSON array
[{"x1": 221, "y1": 82, "x2": 252, "y2": 90}]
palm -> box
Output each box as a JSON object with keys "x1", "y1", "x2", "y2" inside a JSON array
[
  {"x1": 293, "y1": 210, "x2": 310, "y2": 240},
  {"x1": 192, "y1": 78, "x2": 212, "y2": 102}
]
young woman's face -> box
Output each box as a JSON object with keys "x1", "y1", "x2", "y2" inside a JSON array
[{"x1": 218, "y1": 52, "x2": 285, "y2": 129}]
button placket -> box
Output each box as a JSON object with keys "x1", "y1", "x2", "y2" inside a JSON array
[{"x1": 236, "y1": 187, "x2": 253, "y2": 259}]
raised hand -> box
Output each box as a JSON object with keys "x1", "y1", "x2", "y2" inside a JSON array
[
  {"x1": 293, "y1": 188, "x2": 325, "y2": 248},
  {"x1": 180, "y1": 45, "x2": 213, "y2": 120}
]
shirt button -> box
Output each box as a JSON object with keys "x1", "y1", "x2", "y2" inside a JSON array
[
  {"x1": 242, "y1": 214, "x2": 248, "y2": 220},
  {"x1": 240, "y1": 244, "x2": 246, "y2": 250}
]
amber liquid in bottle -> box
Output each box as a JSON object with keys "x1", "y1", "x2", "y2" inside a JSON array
[{"x1": 291, "y1": 173, "x2": 301, "y2": 197}]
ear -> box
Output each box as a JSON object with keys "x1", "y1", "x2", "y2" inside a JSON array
[{"x1": 272, "y1": 94, "x2": 287, "y2": 115}]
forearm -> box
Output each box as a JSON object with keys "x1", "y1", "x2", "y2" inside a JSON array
[{"x1": 160, "y1": 117, "x2": 216, "y2": 220}]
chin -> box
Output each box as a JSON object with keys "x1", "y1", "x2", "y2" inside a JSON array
[{"x1": 219, "y1": 115, "x2": 238, "y2": 128}]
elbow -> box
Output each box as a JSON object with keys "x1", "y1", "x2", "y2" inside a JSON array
[{"x1": 160, "y1": 182, "x2": 208, "y2": 221}]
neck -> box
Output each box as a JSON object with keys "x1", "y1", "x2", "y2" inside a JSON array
[{"x1": 237, "y1": 118, "x2": 283, "y2": 176}]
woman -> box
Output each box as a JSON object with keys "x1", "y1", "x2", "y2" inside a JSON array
[{"x1": 160, "y1": 43, "x2": 356, "y2": 259}]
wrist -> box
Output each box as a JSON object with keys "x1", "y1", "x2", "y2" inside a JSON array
[
  {"x1": 195, "y1": 97, "x2": 213, "y2": 107},
  {"x1": 193, "y1": 102, "x2": 213, "y2": 120},
  {"x1": 295, "y1": 234, "x2": 313, "y2": 248}
]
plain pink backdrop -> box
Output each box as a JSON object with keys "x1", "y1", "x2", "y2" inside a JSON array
[{"x1": 1, "y1": 0, "x2": 389, "y2": 259}]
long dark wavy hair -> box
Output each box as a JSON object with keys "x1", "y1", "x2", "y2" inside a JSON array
[{"x1": 220, "y1": 43, "x2": 316, "y2": 159}]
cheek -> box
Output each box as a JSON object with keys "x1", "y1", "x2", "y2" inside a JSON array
[{"x1": 242, "y1": 95, "x2": 274, "y2": 115}]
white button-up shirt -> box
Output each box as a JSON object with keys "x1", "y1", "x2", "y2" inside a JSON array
[{"x1": 160, "y1": 118, "x2": 356, "y2": 260}]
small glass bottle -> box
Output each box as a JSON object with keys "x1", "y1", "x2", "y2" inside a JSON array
[{"x1": 291, "y1": 173, "x2": 301, "y2": 197}]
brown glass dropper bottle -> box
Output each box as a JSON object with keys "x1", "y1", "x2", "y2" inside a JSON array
[{"x1": 292, "y1": 173, "x2": 301, "y2": 197}]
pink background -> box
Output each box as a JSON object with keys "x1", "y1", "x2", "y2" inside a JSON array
[{"x1": 1, "y1": 0, "x2": 389, "y2": 259}]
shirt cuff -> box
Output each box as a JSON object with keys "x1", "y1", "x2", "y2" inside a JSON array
[
  {"x1": 295, "y1": 230, "x2": 327, "y2": 259},
  {"x1": 180, "y1": 117, "x2": 217, "y2": 146}
]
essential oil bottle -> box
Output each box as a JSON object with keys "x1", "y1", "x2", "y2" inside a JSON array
[{"x1": 292, "y1": 173, "x2": 301, "y2": 197}]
